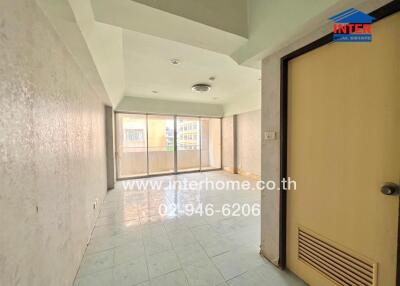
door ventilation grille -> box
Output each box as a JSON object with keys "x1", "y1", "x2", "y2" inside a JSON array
[{"x1": 298, "y1": 228, "x2": 376, "y2": 286}]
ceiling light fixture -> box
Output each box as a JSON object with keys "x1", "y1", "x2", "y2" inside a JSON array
[
  {"x1": 192, "y1": 83, "x2": 212, "y2": 93},
  {"x1": 152, "y1": 90, "x2": 158, "y2": 94},
  {"x1": 170, "y1": 58, "x2": 181, "y2": 65}
]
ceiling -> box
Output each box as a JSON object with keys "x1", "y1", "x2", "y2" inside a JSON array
[
  {"x1": 123, "y1": 29, "x2": 260, "y2": 104},
  {"x1": 88, "y1": 0, "x2": 261, "y2": 105},
  {"x1": 38, "y1": 0, "x2": 351, "y2": 110}
]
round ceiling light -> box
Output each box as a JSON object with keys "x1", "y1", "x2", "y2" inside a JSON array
[{"x1": 192, "y1": 83, "x2": 212, "y2": 93}]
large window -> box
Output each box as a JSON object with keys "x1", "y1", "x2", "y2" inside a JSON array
[
  {"x1": 115, "y1": 113, "x2": 221, "y2": 179},
  {"x1": 177, "y1": 117, "x2": 200, "y2": 172}
]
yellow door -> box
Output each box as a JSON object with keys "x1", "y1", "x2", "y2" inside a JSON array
[{"x1": 287, "y1": 12, "x2": 400, "y2": 286}]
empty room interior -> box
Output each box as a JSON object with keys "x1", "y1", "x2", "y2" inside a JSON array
[{"x1": 1, "y1": 0, "x2": 399, "y2": 286}]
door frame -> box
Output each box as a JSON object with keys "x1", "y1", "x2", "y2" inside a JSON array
[
  {"x1": 105, "y1": 105, "x2": 115, "y2": 190},
  {"x1": 278, "y1": 2, "x2": 400, "y2": 281}
]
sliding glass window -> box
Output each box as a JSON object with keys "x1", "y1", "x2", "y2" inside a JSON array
[
  {"x1": 115, "y1": 113, "x2": 221, "y2": 179},
  {"x1": 116, "y1": 113, "x2": 148, "y2": 178},
  {"x1": 148, "y1": 115, "x2": 175, "y2": 175},
  {"x1": 177, "y1": 117, "x2": 200, "y2": 172}
]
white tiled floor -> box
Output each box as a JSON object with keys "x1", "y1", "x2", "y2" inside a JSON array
[{"x1": 73, "y1": 171, "x2": 306, "y2": 286}]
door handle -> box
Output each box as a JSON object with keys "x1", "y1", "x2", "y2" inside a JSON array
[{"x1": 381, "y1": 182, "x2": 400, "y2": 196}]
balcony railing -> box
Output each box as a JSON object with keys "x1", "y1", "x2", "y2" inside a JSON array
[{"x1": 117, "y1": 145, "x2": 220, "y2": 177}]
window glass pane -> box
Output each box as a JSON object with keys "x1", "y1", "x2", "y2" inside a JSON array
[
  {"x1": 177, "y1": 117, "x2": 200, "y2": 171},
  {"x1": 116, "y1": 113, "x2": 147, "y2": 178},
  {"x1": 148, "y1": 115, "x2": 175, "y2": 175}
]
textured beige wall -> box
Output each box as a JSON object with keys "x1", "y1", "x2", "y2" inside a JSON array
[
  {"x1": 206, "y1": 118, "x2": 222, "y2": 168},
  {"x1": 222, "y1": 111, "x2": 261, "y2": 177},
  {"x1": 260, "y1": 0, "x2": 392, "y2": 266},
  {"x1": 0, "y1": 1, "x2": 107, "y2": 285},
  {"x1": 237, "y1": 110, "x2": 261, "y2": 177}
]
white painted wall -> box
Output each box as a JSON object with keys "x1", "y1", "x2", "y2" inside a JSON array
[
  {"x1": 92, "y1": 0, "x2": 247, "y2": 56},
  {"x1": 0, "y1": 0, "x2": 107, "y2": 285},
  {"x1": 131, "y1": 0, "x2": 248, "y2": 37},
  {"x1": 233, "y1": 0, "x2": 342, "y2": 66},
  {"x1": 117, "y1": 96, "x2": 224, "y2": 117}
]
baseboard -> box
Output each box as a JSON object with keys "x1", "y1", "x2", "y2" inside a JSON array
[
  {"x1": 223, "y1": 167, "x2": 235, "y2": 173},
  {"x1": 223, "y1": 166, "x2": 260, "y2": 180},
  {"x1": 238, "y1": 169, "x2": 261, "y2": 180}
]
